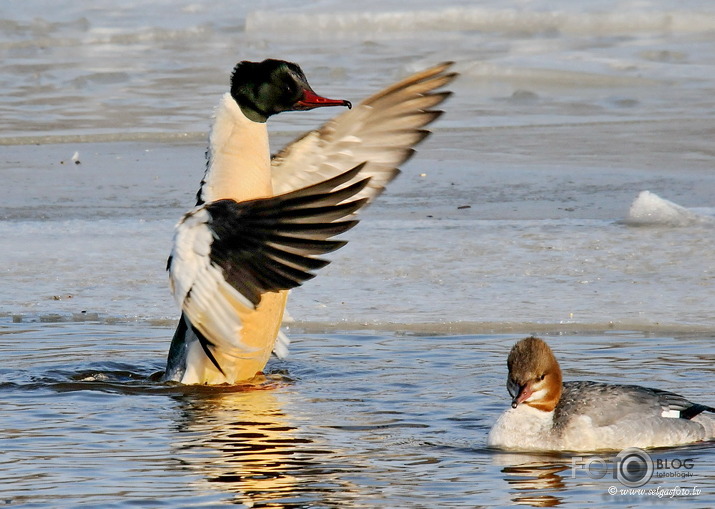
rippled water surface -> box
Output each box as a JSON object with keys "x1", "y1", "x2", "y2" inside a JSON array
[
  {"x1": 2, "y1": 0, "x2": 715, "y2": 506},
  {"x1": 2, "y1": 321, "x2": 714, "y2": 507}
]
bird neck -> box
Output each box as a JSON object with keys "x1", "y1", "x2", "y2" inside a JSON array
[
  {"x1": 527, "y1": 365, "x2": 563, "y2": 413},
  {"x1": 198, "y1": 93, "x2": 273, "y2": 204}
]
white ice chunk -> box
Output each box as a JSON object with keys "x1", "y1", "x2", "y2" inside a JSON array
[{"x1": 626, "y1": 191, "x2": 714, "y2": 227}]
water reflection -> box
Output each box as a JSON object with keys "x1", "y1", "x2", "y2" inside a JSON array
[
  {"x1": 5, "y1": 324, "x2": 715, "y2": 507},
  {"x1": 171, "y1": 376, "x2": 362, "y2": 508},
  {"x1": 492, "y1": 452, "x2": 571, "y2": 507}
]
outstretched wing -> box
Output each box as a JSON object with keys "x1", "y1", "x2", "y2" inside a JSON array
[
  {"x1": 167, "y1": 165, "x2": 370, "y2": 362},
  {"x1": 271, "y1": 62, "x2": 457, "y2": 204}
]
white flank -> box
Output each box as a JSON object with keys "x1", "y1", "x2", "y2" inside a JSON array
[{"x1": 169, "y1": 205, "x2": 256, "y2": 357}]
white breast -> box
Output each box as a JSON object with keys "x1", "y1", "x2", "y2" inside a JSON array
[{"x1": 487, "y1": 405, "x2": 555, "y2": 450}]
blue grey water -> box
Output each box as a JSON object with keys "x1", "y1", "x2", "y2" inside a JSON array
[{"x1": 1, "y1": 1, "x2": 714, "y2": 507}]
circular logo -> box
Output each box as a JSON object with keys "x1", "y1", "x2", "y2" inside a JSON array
[{"x1": 615, "y1": 448, "x2": 654, "y2": 488}]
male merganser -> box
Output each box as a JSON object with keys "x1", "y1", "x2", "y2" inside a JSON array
[
  {"x1": 488, "y1": 336, "x2": 715, "y2": 451},
  {"x1": 164, "y1": 59, "x2": 456, "y2": 384}
]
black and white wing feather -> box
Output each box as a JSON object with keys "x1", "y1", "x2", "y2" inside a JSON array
[
  {"x1": 167, "y1": 165, "x2": 370, "y2": 356},
  {"x1": 271, "y1": 62, "x2": 457, "y2": 205}
]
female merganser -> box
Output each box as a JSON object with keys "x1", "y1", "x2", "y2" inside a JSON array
[
  {"x1": 488, "y1": 336, "x2": 715, "y2": 451},
  {"x1": 164, "y1": 59, "x2": 456, "y2": 384}
]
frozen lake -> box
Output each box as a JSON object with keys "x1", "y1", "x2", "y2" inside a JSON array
[{"x1": 1, "y1": 0, "x2": 714, "y2": 506}]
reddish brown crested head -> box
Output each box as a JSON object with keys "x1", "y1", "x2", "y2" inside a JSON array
[{"x1": 506, "y1": 336, "x2": 563, "y2": 412}]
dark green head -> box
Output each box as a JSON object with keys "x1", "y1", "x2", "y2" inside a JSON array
[{"x1": 230, "y1": 59, "x2": 351, "y2": 123}]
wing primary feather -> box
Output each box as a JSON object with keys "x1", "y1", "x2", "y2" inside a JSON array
[
  {"x1": 276, "y1": 199, "x2": 370, "y2": 224},
  {"x1": 266, "y1": 235, "x2": 348, "y2": 254},
  {"x1": 263, "y1": 244, "x2": 332, "y2": 271},
  {"x1": 273, "y1": 220, "x2": 360, "y2": 238},
  {"x1": 261, "y1": 255, "x2": 323, "y2": 283},
  {"x1": 249, "y1": 259, "x2": 307, "y2": 289},
  {"x1": 362, "y1": 62, "x2": 456, "y2": 103},
  {"x1": 270, "y1": 62, "x2": 457, "y2": 204},
  {"x1": 250, "y1": 180, "x2": 370, "y2": 216},
  {"x1": 191, "y1": 167, "x2": 370, "y2": 310},
  {"x1": 680, "y1": 403, "x2": 715, "y2": 420},
  {"x1": 274, "y1": 162, "x2": 368, "y2": 200}
]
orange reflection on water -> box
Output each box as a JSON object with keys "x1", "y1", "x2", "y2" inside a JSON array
[{"x1": 171, "y1": 375, "x2": 360, "y2": 508}]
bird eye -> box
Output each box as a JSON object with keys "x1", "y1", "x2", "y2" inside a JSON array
[
  {"x1": 538, "y1": 374, "x2": 546, "y2": 381},
  {"x1": 284, "y1": 83, "x2": 296, "y2": 95}
]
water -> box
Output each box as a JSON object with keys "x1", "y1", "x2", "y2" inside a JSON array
[
  {"x1": 3, "y1": 324, "x2": 714, "y2": 507},
  {"x1": 2, "y1": 0, "x2": 715, "y2": 506}
]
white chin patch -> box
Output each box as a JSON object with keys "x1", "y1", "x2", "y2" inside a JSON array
[{"x1": 526, "y1": 386, "x2": 547, "y2": 403}]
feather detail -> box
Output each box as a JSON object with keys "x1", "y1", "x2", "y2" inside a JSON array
[
  {"x1": 167, "y1": 165, "x2": 371, "y2": 376},
  {"x1": 271, "y1": 62, "x2": 457, "y2": 205}
]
